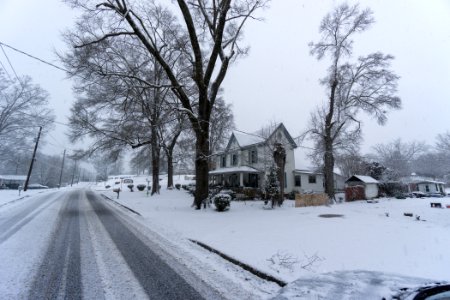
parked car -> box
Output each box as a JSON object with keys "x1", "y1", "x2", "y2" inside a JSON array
[
  {"x1": 27, "y1": 184, "x2": 49, "y2": 189},
  {"x1": 122, "y1": 178, "x2": 133, "y2": 184},
  {"x1": 427, "y1": 192, "x2": 444, "y2": 198},
  {"x1": 412, "y1": 191, "x2": 427, "y2": 198},
  {"x1": 274, "y1": 270, "x2": 449, "y2": 300}
]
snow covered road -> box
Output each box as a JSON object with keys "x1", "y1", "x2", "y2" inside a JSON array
[{"x1": 0, "y1": 189, "x2": 223, "y2": 299}]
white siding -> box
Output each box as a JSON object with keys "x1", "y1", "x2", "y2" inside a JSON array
[
  {"x1": 365, "y1": 183, "x2": 379, "y2": 199},
  {"x1": 293, "y1": 173, "x2": 325, "y2": 193}
]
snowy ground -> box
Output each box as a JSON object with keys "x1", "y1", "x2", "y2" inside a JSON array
[
  {"x1": 0, "y1": 188, "x2": 56, "y2": 207},
  {"x1": 0, "y1": 176, "x2": 450, "y2": 298},
  {"x1": 93, "y1": 175, "x2": 450, "y2": 289}
]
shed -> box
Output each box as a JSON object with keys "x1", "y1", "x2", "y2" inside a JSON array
[{"x1": 345, "y1": 175, "x2": 379, "y2": 201}]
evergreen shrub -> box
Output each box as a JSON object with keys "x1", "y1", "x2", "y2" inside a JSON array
[{"x1": 213, "y1": 193, "x2": 231, "y2": 212}]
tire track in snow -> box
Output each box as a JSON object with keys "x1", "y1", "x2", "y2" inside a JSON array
[
  {"x1": 0, "y1": 192, "x2": 61, "y2": 244},
  {"x1": 86, "y1": 191, "x2": 205, "y2": 300},
  {"x1": 29, "y1": 191, "x2": 82, "y2": 300}
]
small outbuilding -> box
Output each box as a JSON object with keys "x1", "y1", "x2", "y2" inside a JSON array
[
  {"x1": 345, "y1": 175, "x2": 379, "y2": 201},
  {"x1": 409, "y1": 180, "x2": 445, "y2": 195}
]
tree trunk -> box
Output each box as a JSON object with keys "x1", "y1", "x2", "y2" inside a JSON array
[
  {"x1": 323, "y1": 138, "x2": 335, "y2": 202},
  {"x1": 323, "y1": 74, "x2": 338, "y2": 203},
  {"x1": 273, "y1": 143, "x2": 286, "y2": 206},
  {"x1": 151, "y1": 126, "x2": 160, "y2": 195},
  {"x1": 167, "y1": 151, "x2": 174, "y2": 189},
  {"x1": 193, "y1": 126, "x2": 210, "y2": 210}
]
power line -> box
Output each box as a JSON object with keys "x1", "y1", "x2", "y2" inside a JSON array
[
  {"x1": 0, "y1": 41, "x2": 70, "y2": 74},
  {"x1": 0, "y1": 44, "x2": 22, "y2": 84}
]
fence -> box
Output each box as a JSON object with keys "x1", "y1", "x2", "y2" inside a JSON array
[{"x1": 295, "y1": 193, "x2": 329, "y2": 207}]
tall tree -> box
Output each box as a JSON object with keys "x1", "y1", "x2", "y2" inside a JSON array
[
  {"x1": 209, "y1": 97, "x2": 235, "y2": 155},
  {"x1": 372, "y1": 139, "x2": 427, "y2": 179},
  {"x1": 335, "y1": 150, "x2": 367, "y2": 178},
  {"x1": 436, "y1": 131, "x2": 450, "y2": 154},
  {"x1": 0, "y1": 70, "x2": 54, "y2": 156},
  {"x1": 61, "y1": 33, "x2": 180, "y2": 195},
  {"x1": 65, "y1": 0, "x2": 268, "y2": 209},
  {"x1": 308, "y1": 3, "x2": 401, "y2": 201}
]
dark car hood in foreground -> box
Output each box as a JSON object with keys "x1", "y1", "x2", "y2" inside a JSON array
[{"x1": 273, "y1": 270, "x2": 448, "y2": 300}]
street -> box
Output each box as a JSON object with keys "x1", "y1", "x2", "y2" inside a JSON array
[{"x1": 0, "y1": 189, "x2": 220, "y2": 299}]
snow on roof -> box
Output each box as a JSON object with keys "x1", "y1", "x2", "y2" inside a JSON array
[
  {"x1": 232, "y1": 131, "x2": 264, "y2": 148},
  {"x1": 414, "y1": 180, "x2": 445, "y2": 185},
  {"x1": 209, "y1": 166, "x2": 261, "y2": 175},
  {"x1": 294, "y1": 169, "x2": 319, "y2": 175},
  {"x1": 347, "y1": 175, "x2": 379, "y2": 184},
  {"x1": 0, "y1": 175, "x2": 27, "y2": 181}
]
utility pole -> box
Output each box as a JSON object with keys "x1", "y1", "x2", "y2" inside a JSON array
[
  {"x1": 71, "y1": 160, "x2": 77, "y2": 187},
  {"x1": 24, "y1": 126, "x2": 42, "y2": 191},
  {"x1": 58, "y1": 149, "x2": 66, "y2": 189}
]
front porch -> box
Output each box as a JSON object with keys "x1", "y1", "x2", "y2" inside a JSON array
[{"x1": 209, "y1": 166, "x2": 262, "y2": 188}]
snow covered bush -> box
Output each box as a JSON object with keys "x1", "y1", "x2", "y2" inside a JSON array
[
  {"x1": 127, "y1": 184, "x2": 134, "y2": 192},
  {"x1": 213, "y1": 193, "x2": 231, "y2": 212},
  {"x1": 175, "y1": 184, "x2": 181, "y2": 190},
  {"x1": 136, "y1": 184, "x2": 146, "y2": 191}
]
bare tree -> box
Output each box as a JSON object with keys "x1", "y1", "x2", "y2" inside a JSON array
[
  {"x1": 436, "y1": 131, "x2": 450, "y2": 154},
  {"x1": 0, "y1": 70, "x2": 54, "y2": 155},
  {"x1": 61, "y1": 31, "x2": 184, "y2": 195},
  {"x1": 335, "y1": 150, "x2": 367, "y2": 179},
  {"x1": 64, "y1": 0, "x2": 268, "y2": 209},
  {"x1": 413, "y1": 152, "x2": 449, "y2": 179},
  {"x1": 372, "y1": 139, "x2": 427, "y2": 179},
  {"x1": 307, "y1": 3, "x2": 401, "y2": 200},
  {"x1": 209, "y1": 97, "x2": 235, "y2": 155},
  {"x1": 159, "y1": 104, "x2": 188, "y2": 189}
]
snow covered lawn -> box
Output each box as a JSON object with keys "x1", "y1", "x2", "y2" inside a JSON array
[
  {"x1": 0, "y1": 188, "x2": 55, "y2": 207},
  {"x1": 94, "y1": 176, "x2": 450, "y2": 285}
]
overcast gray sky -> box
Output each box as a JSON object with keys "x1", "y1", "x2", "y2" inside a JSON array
[{"x1": 1, "y1": 0, "x2": 449, "y2": 157}]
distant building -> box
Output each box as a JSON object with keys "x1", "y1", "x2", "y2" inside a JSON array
[
  {"x1": 400, "y1": 175, "x2": 446, "y2": 195},
  {"x1": 0, "y1": 175, "x2": 27, "y2": 189},
  {"x1": 345, "y1": 175, "x2": 379, "y2": 200}
]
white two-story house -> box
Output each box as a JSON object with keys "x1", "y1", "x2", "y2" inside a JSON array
[{"x1": 210, "y1": 123, "x2": 332, "y2": 193}]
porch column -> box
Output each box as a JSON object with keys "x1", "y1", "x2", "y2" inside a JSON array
[{"x1": 239, "y1": 173, "x2": 244, "y2": 187}]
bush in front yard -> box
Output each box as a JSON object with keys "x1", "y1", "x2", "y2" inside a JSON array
[
  {"x1": 127, "y1": 184, "x2": 134, "y2": 192},
  {"x1": 214, "y1": 194, "x2": 231, "y2": 212},
  {"x1": 175, "y1": 184, "x2": 181, "y2": 190},
  {"x1": 136, "y1": 184, "x2": 146, "y2": 191}
]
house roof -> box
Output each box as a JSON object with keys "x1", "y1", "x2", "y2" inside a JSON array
[
  {"x1": 232, "y1": 131, "x2": 265, "y2": 148},
  {"x1": 209, "y1": 166, "x2": 261, "y2": 175},
  {"x1": 346, "y1": 175, "x2": 379, "y2": 184},
  {"x1": 414, "y1": 180, "x2": 445, "y2": 185},
  {"x1": 225, "y1": 123, "x2": 297, "y2": 151}
]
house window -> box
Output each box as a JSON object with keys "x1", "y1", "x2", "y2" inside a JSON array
[
  {"x1": 308, "y1": 175, "x2": 316, "y2": 184},
  {"x1": 221, "y1": 155, "x2": 226, "y2": 168},
  {"x1": 435, "y1": 184, "x2": 438, "y2": 192},
  {"x1": 249, "y1": 149, "x2": 258, "y2": 164},
  {"x1": 425, "y1": 185, "x2": 429, "y2": 192},
  {"x1": 248, "y1": 174, "x2": 259, "y2": 188},
  {"x1": 232, "y1": 153, "x2": 238, "y2": 166},
  {"x1": 295, "y1": 175, "x2": 301, "y2": 187}
]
